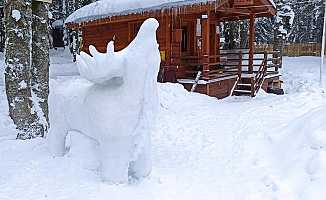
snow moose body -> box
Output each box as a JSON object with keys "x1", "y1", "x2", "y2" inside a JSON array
[{"x1": 48, "y1": 18, "x2": 161, "y2": 184}]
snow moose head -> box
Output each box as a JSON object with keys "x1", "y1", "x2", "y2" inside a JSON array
[{"x1": 48, "y1": 18, "x2": 160, "y2": 184}]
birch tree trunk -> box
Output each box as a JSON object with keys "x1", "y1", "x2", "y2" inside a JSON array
[{"x1": 31, "y1": 1, "x2": 50, "y2": 136}]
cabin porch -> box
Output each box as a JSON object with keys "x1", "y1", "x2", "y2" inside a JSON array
[
  {"x1": 163, "y1": 50, "x2": 281, "y2": 99},
  {"x1": 160, "y1": 14, "x2": 282, "y2": 99}
]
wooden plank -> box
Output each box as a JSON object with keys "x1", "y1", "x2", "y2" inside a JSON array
[
  {"x1": 234, "y1": 0, "x2": 254, "y2": 6},
  {"x1": 35, "y1": 0, "x2": 52, "y2": 3},
  {"x1": 248, "y1": 14, "x2": 255, "y2": 74}
]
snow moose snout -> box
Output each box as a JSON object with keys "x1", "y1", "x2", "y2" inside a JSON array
[{"x1": 48, "y1": 18, "x2": 161, "y2": 184}]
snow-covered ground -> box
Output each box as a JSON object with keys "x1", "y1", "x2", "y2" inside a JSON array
[{"x1": 0, "y1": 50, "x2": 326, "y2": 200}]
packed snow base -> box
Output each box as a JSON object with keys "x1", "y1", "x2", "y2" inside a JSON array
[
  {"x1": 48, "y1": 18, "x2": 160, "y2": 184},
  {"x1": 1, "y1": 56, "x2": 326, "y2": 198}
]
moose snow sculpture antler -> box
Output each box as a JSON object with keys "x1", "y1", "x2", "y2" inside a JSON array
[{"x1": 77, "y1": 41, "x2": 124, "y2": 85}]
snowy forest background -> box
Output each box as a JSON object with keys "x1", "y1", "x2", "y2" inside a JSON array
[{"x1": 0, "y1": 0, "x2": 325, "y2": 53}]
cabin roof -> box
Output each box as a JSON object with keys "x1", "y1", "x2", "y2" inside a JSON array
[
  {"x1": 65, "y1": 0, "x2": 216, "y2": 24},
  {"x1": 66, "y1": 0, "x2": 276, "y2": 26}
]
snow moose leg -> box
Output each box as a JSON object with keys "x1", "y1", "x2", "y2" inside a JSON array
[
  {"x1": 99, "y1": 136, "x2": 132, "y2": 183},
  {"x1": 47, "y1": 99, "x2": 69, "y2": 156},
  {"x1": 48, "y1": 126, "x2": 69, "y2": 156},
  {"x1": 129, "y1": 134, "x2": 152, "y2": 179}
]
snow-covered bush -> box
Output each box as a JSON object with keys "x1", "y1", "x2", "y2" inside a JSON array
[{"x1": 48, "y1": 18, "x2": 160, "y2": 184}]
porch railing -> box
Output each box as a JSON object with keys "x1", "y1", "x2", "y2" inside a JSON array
[
  {"x1": 177, "y1": 50, "x2": 280, "y2": 79},
  {"x1": 179, "y1": 52, "x2": 243, "y2": 81},
  {"x1": 176, "y1": 50, "x2": 281, "y2": 97}
]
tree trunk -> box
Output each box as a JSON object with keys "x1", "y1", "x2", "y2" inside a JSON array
[
  {"x1": 273, "y1": 23, "x2": 283, "y2": 68},
  {"x1": 4, "y1": 0, "x2": 40, "y2": 139},
  {"x1": 31, "y1": 1, "x2": 50, "y2": 136}
]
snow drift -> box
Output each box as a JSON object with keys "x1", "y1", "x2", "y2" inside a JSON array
[
  {"x1": 261, "y1": 106, "x2": 326, "y2": 199},
  {"x1": 48, "y1": 18, "x2": 161, "y2": 184}
]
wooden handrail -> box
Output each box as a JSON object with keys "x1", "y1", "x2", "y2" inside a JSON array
[
  {"x1": 253, "y1": 51, "x2": 268, "y2": 94},
  {"x1": 237, "y1": 51, "x2": 243, "y2": 78}
]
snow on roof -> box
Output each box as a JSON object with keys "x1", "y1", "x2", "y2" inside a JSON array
[
  {"x1": 65, "y1": 0, "x2": 217, "y2": 24},
  {"x1": 65, "y1": 0, "x2": 276, "y2": 25}
]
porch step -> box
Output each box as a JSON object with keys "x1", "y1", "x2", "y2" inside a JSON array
[
  {"x1": 237, "y1": 83, "x2": 251, "y2": 87},
  {"x1": 233, "y1": 89, "x2": 252, "y2": 94},
  {"x1": 267, "y1": 64, "x2": 277, "y2": 68},
  {"x1": 266, "y1": 71, "x2": 279, "y2": 75},
  {"x1": 241, "y1": 73, "x2": 255, "y2": 78}
]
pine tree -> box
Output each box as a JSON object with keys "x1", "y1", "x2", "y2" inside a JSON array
[
  {"x1": 223, "y1": 21, "x2": 240, "y2": 49},
  {"x1": 288, "y1": 0, "x2": 323, "y2": 43},
  {"x1": 273, "y1": 0, "x2": 294, "y2": 63},
  {"x1": 256, "y1": 18, "x2": 274, "y2": 44}
]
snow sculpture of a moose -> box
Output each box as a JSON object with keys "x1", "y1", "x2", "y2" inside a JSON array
[{"x1": 48, "y1": 18, "x2": 160, "y2": 184}]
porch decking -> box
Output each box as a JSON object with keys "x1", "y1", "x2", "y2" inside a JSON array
[{"x1": 175, "y1": 50, "x2": 282, "y2": 98}]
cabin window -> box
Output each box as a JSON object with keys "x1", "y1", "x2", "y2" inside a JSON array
[{"x1": 181, "y1": 26, "x2": 188, "y2": 52}]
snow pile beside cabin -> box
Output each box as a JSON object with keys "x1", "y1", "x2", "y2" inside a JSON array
[{"x1": 66, "y1": 0, "x2": 276, "y2": 24}]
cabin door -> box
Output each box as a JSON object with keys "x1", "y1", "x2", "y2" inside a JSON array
[{"x1": 209, "y1": 23, "x2": 217, "y2": 57}]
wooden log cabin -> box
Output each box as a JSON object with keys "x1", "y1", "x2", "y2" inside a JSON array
[{"x1": 65, "y1": 0, "x2": 283, "y2": 99}]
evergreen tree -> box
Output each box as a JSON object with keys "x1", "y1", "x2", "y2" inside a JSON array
[
  {"x1": 256, "y1": 18, "x2": 274, "y2": 44},
  {"x1": 288, "y1": 0, "x2": 323, "y2": 43},
  {"x1": 273, "y1": 0, "x2": 294, "y2": 62},
  {"x1": 255, "y1": 0, "x2": 324, "y2": 44},
  {"x1": 223, "y1": 21, "x2": 240, "y2": 49}
]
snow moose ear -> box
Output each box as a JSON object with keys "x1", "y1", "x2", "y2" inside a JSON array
[
  {"x1": 77, "y1": 51, "x2": 93, "y2": 79},
  {"x1": 89, "y1": 45, "x2": 98, "y2": 57}
]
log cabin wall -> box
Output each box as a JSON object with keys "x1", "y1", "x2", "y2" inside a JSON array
[
  {"x1": 82, "y1": 22, "x2": 129, "y2": 53},
  {"x1": 80, "y1": 14, "x2": 209, "y2": 83},
  {"x1": 81, "y1": 17, "x2": 169, "y2": 55}
]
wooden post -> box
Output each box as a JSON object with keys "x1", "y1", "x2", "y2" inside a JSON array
[
  {"x1": 248, "y1": 14, "x2": 255, "y2": 74},
  {"x1": 201, "y1": 12, "x2": 210, "y2": 80},
  {"x1": 166, "y1": 15, "x2": 171, "y2": 66},
  {"x1": 210, "y1": 22, "x2": 217, "y2": 63},
  {"x1": 216, "y1": 21, "x2": 221, "y2": 63}
]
